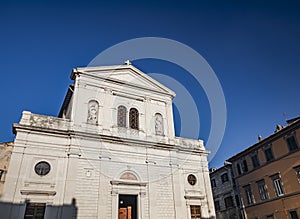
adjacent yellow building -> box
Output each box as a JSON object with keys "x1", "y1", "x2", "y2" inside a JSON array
[{"x1": 228, "y1": 118, "x2": 300, "y2": 219}]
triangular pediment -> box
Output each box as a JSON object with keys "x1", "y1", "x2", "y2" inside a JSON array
[{"x1": 73, "y1": 65, "x2": 175, "y2": 97}]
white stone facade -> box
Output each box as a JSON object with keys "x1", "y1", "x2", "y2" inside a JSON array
[{"x1": 1, "y1": 64, "x2": 215, "y2": 219}]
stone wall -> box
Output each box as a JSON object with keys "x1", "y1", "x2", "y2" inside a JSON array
[{"x1": 0, "y1": 142, "x2": 13, "y2": 197}]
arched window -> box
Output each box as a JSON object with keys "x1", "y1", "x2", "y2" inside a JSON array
[
  {"x1": 87, "y1": 100, "x2": 99, "y2": 125},
  {"x1": 155, "y1": 113, "x2": 164, "y2": 135},
  {"x1": 120, "y1": 172, "x2": 138, "y2": 181},
  {"x1": 129, "y1": 108, "x2": 139, "y2": 130},
  {"x1": 117, "y1": 105, "x2": 127, "y2": 127}
]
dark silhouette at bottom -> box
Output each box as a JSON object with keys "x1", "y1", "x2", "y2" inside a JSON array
[{"x1": 0, "y1": 198, "x2": 77, "y2": 219}]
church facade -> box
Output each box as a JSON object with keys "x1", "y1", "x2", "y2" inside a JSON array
[{"x1": 1, "y1": 63, "x2": 215, "y2": 219}]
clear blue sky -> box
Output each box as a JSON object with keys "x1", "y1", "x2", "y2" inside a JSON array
[{"x1": 1, "y1": 0, "x2": 300, "y2": 168}]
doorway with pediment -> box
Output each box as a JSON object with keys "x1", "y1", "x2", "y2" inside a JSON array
[{"x1": 111, "y1": 170, "x2": 147, "y2": 219}]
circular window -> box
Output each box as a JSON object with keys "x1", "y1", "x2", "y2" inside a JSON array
[
  {"x1": 34, "y1": 161, "x2": 51, "y2": 176},
  {"x1": 187, "y1": 174, "x2": 197, "y2": 186}
]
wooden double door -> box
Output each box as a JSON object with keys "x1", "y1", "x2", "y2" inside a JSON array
[{"x1": 118, "y1": 195, "x2": 137, "y2": 219}]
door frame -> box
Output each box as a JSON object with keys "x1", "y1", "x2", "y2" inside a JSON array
[{"x1": 111, "y1": 180, "x2": 147, "y2": 219}]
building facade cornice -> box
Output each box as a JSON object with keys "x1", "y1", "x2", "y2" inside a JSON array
[{"x1": 228, "y1": 119, "x2": 300, "y2": 162}]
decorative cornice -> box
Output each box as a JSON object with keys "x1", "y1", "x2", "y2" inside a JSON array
[
  {"x1": 184, "y1": 194, "x2": 205, "y2": 200},
  {"x1": 228, "y1": 119, "x2": 300, "y2": 162},
  {"x1": 110, "y1": 180, "x2": 147, "y2": 186},
  {"x1": 20, "y1": 190, "x2": 56, "y2": 196},
  {"x1": 71, "y1": 65, "x2": 176, "y2": 98},
  {"x1": 13, "y1": 123, "x2": 209, "y2": 155}
]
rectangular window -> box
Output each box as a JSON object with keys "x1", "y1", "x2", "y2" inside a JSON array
[
  {"x1": 190, "y1": 205, "x2": 201, "y2": 219},
  {"x1": 24, "y1": 203, "x2": 46, "y2": 219},
  {"x1": 235, "y1": 195, "x2": 240, "y2": 207},
  {"x1": 236, "y1": 159, "x2": 248, "y2": 175},
  {"x1": 224, "y1": 196, "x2": 234, "y2": 208},
  {"x1": 0, "y1": 169, "x2": 3, "y2": 181},
  {"x1": 214, "y1": 200, "x2": 220, "y2": 211},
  {"x1": 266, "y1": 214, "x2": 274, "y2": 219},
  {"x1": 221, "y1": 173, "x2": 229, "y2": 183},
  {"x1": 257, "y1": 179, "x2": 269, "y2": 200},
  {"x1": 294, "y1": 166, "x2": 300, "y2": 183},
  {"x1": 242, "y1": 159, "x2": 248, "y2": 172},
  {"x1": 211, "y1": 179, "x2": 216, "y2": 188},
  {"x1": 286, "y1": 135, "x2": 298, "y2": 152},
  {"x1": 264, "y1": 147, "x2": 274, "y2": 162},
  {"x1": 243, "y1": 184, "x2": 254, "y2": 205},
  {"x1": 251, "y1": 153, "x2": 260, "y2": 168},
  {"x1": 289, "y1": 210, "x2": 299, "y2": 219},
  {"x1": 237, "y1": 163, "x2": 242, "y2": 175},
  {"x1": 271, "y1": 174, "x2": 284, "y2": 196}
]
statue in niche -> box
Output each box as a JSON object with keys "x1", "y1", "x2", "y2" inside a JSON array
[
  {"x1": 155, "y1": 113, "x2": 164, "y2": 135},
  {"x1": 87, "y1": 100, "x2": 99, "y2": 125}
]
